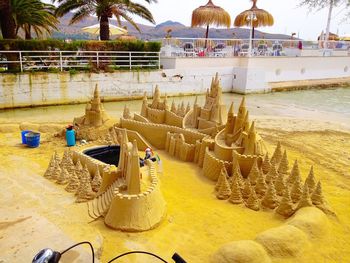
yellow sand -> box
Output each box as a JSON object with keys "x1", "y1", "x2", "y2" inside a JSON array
[{"x1": 0, "y1": 118, "x2": 350, "y2": 262}]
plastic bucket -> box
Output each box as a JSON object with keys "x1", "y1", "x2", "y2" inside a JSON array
[
  {"x1": 25, "y1": 132, "x2": 40, "y2": 148},
  {"x1": 21, "y1": 130, "x2": 31, "y2": 144}
]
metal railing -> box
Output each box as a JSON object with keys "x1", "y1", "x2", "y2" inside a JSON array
[
  {"x1": 0, "y1": 50, "x2": 161, "y2": 72},
  {"x1": 157, "y1": 37, "x2": 350, "y2": 58}
]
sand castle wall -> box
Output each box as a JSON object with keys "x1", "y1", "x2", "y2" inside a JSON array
[{"x1": 203, "y1": 147, "x2": 232, "y2": 181}]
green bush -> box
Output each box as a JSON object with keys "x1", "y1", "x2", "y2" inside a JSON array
[{"x1": 0, "y1": 39, "x2": 161, "y2": 52}]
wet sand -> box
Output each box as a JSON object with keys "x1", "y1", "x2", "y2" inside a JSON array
[{"x1": 0, "y1": 88, "x2": 349, "y2": 262}]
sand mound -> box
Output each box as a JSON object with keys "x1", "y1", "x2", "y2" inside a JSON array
[
  {"x1": 211, "y1": 240, "x2": 271, "y2": 263},
  {"x1": 0, "y1": 124, "x2": 19, "y2": 133},
  {"x1": 255, "y1": 225, "x2": 309, "y2": 257},
  {"x1": 19, "y1": 122, "x2": 40, "y2": 132},
  {"x1": 39, "y1": 124, "x2": 64, "y2": 133},
  {"x1": 287, "y1": 207, "x2": 329, "y2": 238}
]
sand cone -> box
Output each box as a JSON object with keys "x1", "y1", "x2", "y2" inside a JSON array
[
  {"x1": 54, "y1": 151, "x2": 61, "y2": 165},
  {"x1": 248, "y1": 159, "x2": 260, "y2": 186},
  {"x1": 261, "y1": 181, "x2": 279, "y2": 209},
  {"x1": 311, "y1": 181, "x2": 325, "y2": 206},
  {"x1": 245, "y1": 187, "x2": 260, "y2": 211},
  {"x1": 65, "y1": 171, "x2": 80, "y2": 193},
  {"x1": 265, "y1": 163, "x2": 278, "y2": 184},
  {"x1": 75, "y1": 159, "x2": 83, "y2": 178},
  {"x1": 216, "y1": 172, "x2": 232, "y2": 200},
  {"x1": 232, "y1": 161, "x2": 244, "y2": 189},
  {"x1": 229, "y1": 177, "x2": 243, "y2": 204},
  {"x1": 44, "y1": 154, "x2": 56, "y2": 179},
  {"x1": 278, "y1": 150, "x2": 289, "y2": 178},
  {"x1": 271, "y1": 142, "x2": 282, "y2": 165},
  {"x1": 91, "y1": 166, "x2": 102, "y2": 192},
  {"x1": 242, "y1": 180, "x2": 252, "y2": 200},
  {"x1": 290, "y1": 179, "x2": 303, "y2": 203},
  {"x1": 76, "y1": 167, "x2": 95, "y2": 202},
  {"x1": 56, "y1": 168, "x2": 70, "y2": 185},
  {"x1": 61, "y1": 149, "x2": 75, "y2": 175},
  {"x1": 297, "y1": 184, "x2": 313, "y2": 209},
  {"x1": 274, "y1": 173, "x2": 287, "y2": 196},
  {"x1": 215, "y1": 165, "x2": 228, "y2": 191},
  {"x1": 50, "y1": 161, "x2": 61, "y2": 181},
  {"x1": 255, "y1": 171, "x2": 267, "y2": 197},
  {"x1": 287, "y1": 160, "x2": 301, "y2": 185},
  {"x1": 305, "y1": 166, "x2": 317, "y2": 192},
  {"x1": 261, "y1": 153, "x2": 271, "y2": 174},
  {"x1": 276, "y1": 188, "x2": 294, "y2": 217}
]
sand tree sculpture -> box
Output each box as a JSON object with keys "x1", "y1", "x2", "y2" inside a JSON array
[
  {"x1": 191, "y1": 0, "x2": 231, "y2": 48},
  {"x1": 234, "y1": 0, "x2": 274, "y2": 38}
]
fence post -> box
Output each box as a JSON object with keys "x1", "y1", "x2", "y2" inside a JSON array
[
  {"x1": 59, "y1": 51, "x2": 63, "y2": 71},
  {"x1": 158, "y1": 52, "x2": 161, "y2": 69},
  {"x1": 19, "y1": 51, "x2": 23, "y2": 72},
  {"x1": 129, "y1": 52, "x2": 132, "y2": 70},
  {"x1": 96, "y1": 51, "x2": 99, "y2": 68}
]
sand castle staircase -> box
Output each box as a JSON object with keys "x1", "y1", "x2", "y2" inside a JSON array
[{"x1": 87, "y1": 177, "x2": 125, "y2": 220}]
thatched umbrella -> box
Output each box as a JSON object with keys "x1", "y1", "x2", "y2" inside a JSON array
[
  {"x1": 234, "y1": 0, "x2": 273, "y2": 39},
  {"x1": 191, "y1": 0, "x2": 231, "y2": 47}
]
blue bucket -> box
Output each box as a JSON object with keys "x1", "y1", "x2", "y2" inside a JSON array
[
  {"x1": 21, "y1": 130, "x2": 31, "y2": 144},
  {"x1": 25, "y1": 132, "x2": 40, "y2": 148}
]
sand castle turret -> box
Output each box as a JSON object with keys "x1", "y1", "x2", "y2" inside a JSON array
[
  {"x1": 245, "y1": 187, "x2": 260, "y2": 211},
  {"x1": 65, "y1": 171, "x2": 80, "y2": 193},
  {"x1": 186, "y1": 102, "x2": 191, "y2": 114},
  {"x1": 151, "y1": 85, "x2": 161, "y2": 108},
  {"x1": 274, "y1": 172, "x2": 287, "y2": 196},
  {"x1": 234, "y1": 97, "x2": 247, "y2": 134},
  {"x1": 305, "y1": 166, "x2": 317, "y2": 192},
  {"x1": 271, "y1": 142, "x2": 282, "y2": 165},
  {"x1": 276, "y1": 188, "x2": 294, "y2": 217},
  {"x1": 44, "y1": 154, "x2": 56, "y2": 179},
  {"x1": 290, "y1": 179, "x2": 303, "y2": 203},
  {"x1": 224, "y1": 102, "x2": 234, "y2": 137},
  {"x1": 265, "y1": 163, "x2": 278, "y2": 184},
  {"x1": 232, "y1": 161, "x2": 244, "y2": 189},
  {"x1": 261, "y1": 181, "x2": 279, "y2": 209},
  {"x1": 242, "y1": 180, "x2": 252, "y2": 200},
  {"x1": 171, "y1": 100, "x2": 176, "y2": 113},
  {"x1": 277, "y1": 150, "x2": 289, "y2": 177},
  {"x1": 297, "y1": 184, "x2": 313, "y2": 209},
  {"x1": 56, "y1": 168, "x2": 70, "y2": 185},
  {"x1": 248, "y1": 159, "x2": 259, "y2": 186},
  {"x1": 51, "y1": 161, "x2": 61, "y2": 181},
  {"x1": 261, "y1": 153, "x2": 271, "y2": 174},
  {"x1": 76, "y1": 166, "x2": 95, "y2": 202},
  {"x1": 243, "y1": 121, "x2": 258, "y2": 155},
  {"x1": 123, "y1": 105, "x2": 131, "y2": 119},
  {"x1": 215, "y1": 166, "x2": 228, "y2": 191},
  {"x1": 229, "y1": 177, "x2": 243, "y2": 204},
  {"x1": 75, "y1": 159, "x2": 83, "y2": 178},
  {"x1": 54, "y1": 151, "x2": 61, "y2": 165},
  {"x1": 287, "y1": 160, "x2": 301, "y2": 185},
  {"x1": 91, "y1": 166, "x2": 102, "y2": 192},
  {"x1": 311, "y1": 181, "x2": 325, "y2": 206},
  {"x1": 141, "y1": 92, "x2": 148, "y2": 116},
  {"x1": 255, "y1": 171, "x2": 267, "y2": 197},
  {"x1": 126, "y1": 140, "x2": 141, "y2": 195},
  {"x1": 216, "y1": 170, "x2": 232, "y2": 200}
]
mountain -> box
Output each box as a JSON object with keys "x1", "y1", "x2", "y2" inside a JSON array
[{"x1": 52, "y1": 12, "x2": 291, "y2": 40}]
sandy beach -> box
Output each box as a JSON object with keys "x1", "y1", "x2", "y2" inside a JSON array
[{"x1": 0, "y1": 89, "x2": 349, "y2": 262}]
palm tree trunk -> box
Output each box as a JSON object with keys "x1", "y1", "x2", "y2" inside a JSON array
[
  {"x1": 324, "y1": 0, "x2": 334, "y2": 49},
  {"x1": 100, "y1": 15, "x2": 110, "y2": 40},
  {"x1": 0, "y1": 0, "x2": 16, "y2": 39},
  {"x1": 25, "y1": 25, "x2": 32, "y2": 40}
]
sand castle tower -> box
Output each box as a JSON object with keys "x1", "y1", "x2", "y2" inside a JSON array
[
  {"x1": 261, "y1": 153, "x2": 271, "y2": 174},
  {"x1": 229, "y1": 177, "x2": 243, "y2": 204},
  {"x1": 311, "y1": 181, "x2": 325, "y2": 206},
  {"x1": 288, "y1": 160, "x2": 301, "y2": 185},
  {"x1": 91, "y1": 166, "x2": 102, "y2": 192},
  {"x1": 171, "y1": 100, "x2": 177, "y2": 113},
  {"x1": 123, "y1": 105, "x2": 131, "y2": 119},
  {"x1": 117, "y1": 129, "x2": 132, "y2": 178},
  {"x1": 56, "y1": 168, "x2": 70, "y2": 185},
  {"x1": 75, "y1": 159, "x2": 83, "y2": 178},
  {"x1": 277, "y1": 150, "x2": 289, "y2": 177},
  {"x1": 297, "y1": 184, "x2": 313, "y2": 209},
  {"x1": 255, "y1": 171, "x2": 267, "y2": 197},
  {"x1": 305, "y1": 166, "x2": 317, "y2": 192},
  {"x1": 290, "y1": 179, "x2": 303, "y2": 203},
  {"x1": 276, "y1": 188, "x2": 294, "y2": 217},
  {"x1": 215, "y1": 166, "x2": 228, "y2": 191},
  {"x1": 265, "y1": 163, "x2": 278, "y2": 184},
  {"x1": 125, "y1": 140, "x2": 142, "y2": 195},
  {"x1": 245, "y1": 187, "x2": 260, "y2": 211},
  {"x1": 51, "y1": 161, "x2": 61, "y2": 181},
  {"x1": 232, "y1": 162, "x2": 244, "y2": 189},
  {"x1": 242, "y1": 180, "x2": 252, "y2": 200},
  {"x1": 76, "y1": 166, "x2": 95, "y2": 202},
  {"x1": 54, "y1": 151, "x2": 61, "y2": 165},
  {"x1": 44, "y1": 154, "x2": 56, "y2": 179},
  {"x1": 261, "y1": 181, "x2": 279, "y2": 209},
  {"x1": 271, "y1": 142, "x2": 282, "y2": 165},
  {"x1": 216, "y1": 171, "x2": 232, "y2": 200},
  {"x1": 248, "y1": 159, "x2": 259, "y2": 185},
  {"x1": 274, "y1": 172, "x2": 287, "y2": 196},
  {"x1": 151, "y1": 85, "x2": 161, "y2": 109},
  {"x1": 65, "y1": 171, "x2": 80, "y2": 193}
]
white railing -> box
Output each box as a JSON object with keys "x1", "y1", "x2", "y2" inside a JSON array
[
  {"x1": 0, "y1": 50, "x2": 161, "y2": 72},
  {"x1": 157, "y1": 37, "x2": 350, "y2": 58}
]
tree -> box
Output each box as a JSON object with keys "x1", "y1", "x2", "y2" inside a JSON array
[
  {"x1": 11, "y1": 0, "x2": 58, "y2": 39},
  {"x1": 0, "y1": 0, "x2": 16, "y2": 39},
  {"x1": 299, "y1": 0, "x2": 345, "y2": 46},
  {"x1": 55, "y1": 0, "x2": 156, "y2": 40}
]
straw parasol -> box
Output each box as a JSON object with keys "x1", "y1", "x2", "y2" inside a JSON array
[
  {"x1": 191, "y1": 0, "x2": 231, "y2": 46},
  {"x1": 234, "y1": 0, "x2": 273, "y2": 38},
  {"x1": 82, "y1": 24, "x2": 128, "y2": 36}
]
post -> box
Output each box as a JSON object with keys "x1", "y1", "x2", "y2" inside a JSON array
[
  {"x1": 59, "y1": 51, "x2": 63, "y2": 71},
  {"x1": 158, "y1": 52, "x2": 161, "y2": 69},
  {"x1": 248, "y1": 13, "x2": 253, "y2": 57},
  {"x1": 129, "y1": 52, "x2": 132, "y2": 70},
  {"x1": 96, "y1": 51, "x2": 99, "y2": 68},
  {"x1": 19, "y1": 51, "x2": 23, "y2": 72},
  {"x1": 324, "y1": 0, "x2": 334, "y2": 50}
]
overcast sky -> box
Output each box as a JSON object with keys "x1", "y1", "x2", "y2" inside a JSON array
[{"x1": 130, "y1": 0, "x2": 350, "y2": 40}]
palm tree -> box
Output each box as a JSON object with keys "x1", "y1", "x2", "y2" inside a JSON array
[
  {"x1": 0, "y1": 0, "x2": 16, "y2": 39},
  {"x1": 55, "y1": 0, "x2": 157, "y2": 40},
  {"x1": 11, "y1": 0, "x2": 58, "y2": 39}
]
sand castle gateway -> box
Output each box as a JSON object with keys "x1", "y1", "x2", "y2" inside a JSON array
[{"x1": 42, "y1": 73, "x2": 335, "y2": 261}]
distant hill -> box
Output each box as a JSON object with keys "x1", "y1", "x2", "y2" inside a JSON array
[{"x1": 52, "y1": 12, "x2": 291, "y2": 40}]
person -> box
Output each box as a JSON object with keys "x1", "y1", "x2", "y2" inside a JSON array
[
  {"x1": 298, "y1": 41, "x2": 303, "y2": 50},
  {"x1": 144, "y1": 148, "x2": 157, "y2": 162}
]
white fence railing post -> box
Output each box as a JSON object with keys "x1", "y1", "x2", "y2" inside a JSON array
[
  {"x1": 158, "y1": 52, "x2": 161, "y2": 69},
  {"x1": 59, "y1": 51, "x2": 63, "y2": 71},
  {"x1": 129, "y1": 52, "x2": 132, "y2": 70},
  {"x1": 96, "y1": 51, "x2": 99, "y2": 68},
  {"x1": 19, "y1": 51, "x2": 23, "y2": 72}
]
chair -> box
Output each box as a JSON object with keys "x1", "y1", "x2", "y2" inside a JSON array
[
  {"x1": 257, "y1": 44, "x2": 268, "y2": 56},
  {"x1": 272, "y1": 43, "x2": 283, "y2": 56},
  {"x1": 239, "y1": 44, "x2": 250, "y2": 56}
]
